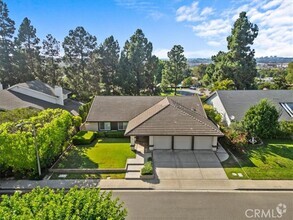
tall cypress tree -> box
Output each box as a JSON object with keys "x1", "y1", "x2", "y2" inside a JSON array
[
  {"x1": 0, "y1": 0, "x2": 15, "y2": 86},
  {"x1": 227, "y1": 11, "x2": 258, "y2": 89}
]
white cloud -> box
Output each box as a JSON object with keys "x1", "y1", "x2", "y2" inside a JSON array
[
  {"x1": 176, "y1": 1, "x2": 213, "y2": 22},
  {"x1": 176, "y1": 0, "x2": 293, "y2": 57},
  {"x1": 153, "y1": 48, "x2": 169, "y2": 59}
]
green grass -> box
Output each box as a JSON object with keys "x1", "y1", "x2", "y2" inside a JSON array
[
  {"x1": 56, "y1": 138, "x2": 136, "y2": 169},
  {"x1": 222, "y1": 139, "x2": 293, "y2": 180},
  {"x1": 50, "y1": 173, "x2": 125, "y2": 179},
  {"x1": 221, "y1": 156, "x2": 249, "y2": 179}
]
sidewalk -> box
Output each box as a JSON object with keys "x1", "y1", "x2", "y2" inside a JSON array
[{"x1": 0, "y1": 179, "x2": 292, "y2": 191}]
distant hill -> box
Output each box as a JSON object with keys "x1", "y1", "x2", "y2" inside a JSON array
[{"x1": 187, "y1": 57, "x2": 293, "y2": 67}]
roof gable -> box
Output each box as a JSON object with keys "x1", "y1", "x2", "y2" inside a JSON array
[{"x1": 125, "y1": 97, "x2": 223, "y2": 136}]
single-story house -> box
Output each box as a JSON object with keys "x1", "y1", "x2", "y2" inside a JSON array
[
  {"x1": 0, "y1": 80, "x2": 82, "y2": 115},
  {"x1": 84, "y1": 96, "x2": 223, "y2": 150},
  {"x1": 205, "y1": 90, "x2": 293, "y2": 126}
]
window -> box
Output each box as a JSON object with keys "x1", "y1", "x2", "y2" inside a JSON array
[
  {"x1": 118, "y1": 122, "x2": 128, "y2": 130},
  {"x1": 99, "y1": 122, "x2": 111, "y2": 130},
  {"x1": 280, "y1": 103, "x2": 293, "y2": 117}
]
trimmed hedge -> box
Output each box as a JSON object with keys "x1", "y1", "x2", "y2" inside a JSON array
[
  {"x1": 104, "y1": 131, "x2": 125, "y2": 138},
  {"x1": 72, "y1": 131, "x2": 96, "y2": 145},
  {"x1": 0, "y1": 109, "x2": 73, "y2": 176},
  {"x1": 141, "y1": 161, "x2": 153, "y2": 175}
]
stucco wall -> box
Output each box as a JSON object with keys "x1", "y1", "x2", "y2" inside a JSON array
[{"x1": 206, "y1": 94, "x2": 231, "y2": 125}]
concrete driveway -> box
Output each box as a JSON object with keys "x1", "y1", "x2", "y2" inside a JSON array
[{"x1": 153, "y1": 150, "x2": 228, "y2": 180}]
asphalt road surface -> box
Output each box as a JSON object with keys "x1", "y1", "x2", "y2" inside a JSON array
[{"x1": 113, "y1": 191, "x2": 293, "y2": 220}]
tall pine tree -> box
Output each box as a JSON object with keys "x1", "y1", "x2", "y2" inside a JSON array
[
  {"x1": 14, "y1": 17, "x2": 41, "y2": 82},
  {"x1": 62, "y1": 26, "x2": 97, "y2": 101},
  {"x1": 94, "y1": 36, "x2": 120, "y2": 95},
  {"x1": 165, "y1": 45, "x2": 187, "y2": 95},
  {"x1": 0, "y1": 0, "x2": 15, "y2": 87},
  {"x1": 117, "y1": 29, "x2": 153, "y2": 95},
  {"x1": 41, "y1": 34, "x2": 62, "y2": 86}
]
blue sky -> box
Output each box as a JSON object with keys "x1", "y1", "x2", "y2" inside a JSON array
[{"x1": 5, "y1": 0, "x2": 293, "y2": 58}]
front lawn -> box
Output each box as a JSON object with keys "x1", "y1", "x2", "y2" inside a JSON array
[
  {"x1": 55, "y1": 138, "x2": 136, "y2": 169},
  {"x1": 221, "y1": 139, "x2": 293, "y2": 179}
]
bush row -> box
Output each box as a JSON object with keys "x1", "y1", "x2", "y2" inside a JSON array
[
  {"x1": 141, "y1": 161, "x2": 153, "y2": 175},
  {"x1": 95, "y1": 130, "x2": 125, "y2": 138},
  {"x1": 0, "y1": 109, "x2": 73, "y2": 176},
  {"x1": 0, "y1": 187, "x2": 127, "y2": 219}
]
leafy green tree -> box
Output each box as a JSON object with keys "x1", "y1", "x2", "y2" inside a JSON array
[
  {"x1": 117, "y1": 29, "x2": 153, "y2": 95},
  {"x1": 144, "y1": 55, "x2": 159, "y2": 95},
  {"x1": 242, "y1": 99, "x2": 280, "y2": 138},
  {"x1": 14, "y1": 17, "x2": 41, "y2": 81},
  {"x1": 94, "y1": 36, "x2": 120, "y2": 95},
  {"x1": 211, "y1": 79, "x2": 235, "y2": 91},
  {"x1": 41, "y1": 34, "x2": 62, "y2": 85},
  {"x1": 165, "y1": 45, "x2": 187, "y2": 95},
  {"x1": 192, "y1": 64, "x2": 207, "y2": 79},
  {"x1": 0, "y1": 187, "x2": 127, "y2": 219},
  {"x1": 0, "y1": 0, "x2": 15, "y2": 87},
  {"x1": 182, "y1": 76, "x2": 196, "y2": 87},
  {"x1": 63, "y1": 26, "x2": 97, "y2": 100},
  {"x1": 286, "y1": 62, "x2": 293, "y2": 84}
]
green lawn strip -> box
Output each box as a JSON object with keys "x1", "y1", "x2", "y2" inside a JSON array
[
  {"x1": 221, "y1": 155, "x2": 249, "y2": 179},
  {"x1": 240, "y1": 139, "x2": 293, "y2": 180},
  {"x1": 50, "y1": 173, "x2": 125, "y2": 179},
  {"x1": 222, "y1": 139, "x2": 293, "y2": 180},
  {"x1": 55, "y1": 138, "x2": 135, "y2": 169}
]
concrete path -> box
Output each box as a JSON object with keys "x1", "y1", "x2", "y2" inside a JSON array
[
  {"x1": 1, "y1": 179, "x2": 293, "y2": 191},
  {"x1": 153, "y1": 150, "x2": 228, "y2": 180}
]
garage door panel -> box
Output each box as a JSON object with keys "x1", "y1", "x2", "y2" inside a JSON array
[
  {"x1": 154, "y1": 136, "x2": 172, "y2": 149},
  {"x1": 174, "y1": 136, "x2": 192, "y2": 150},
  {"x1": 194, "y1": 136, "x2": 213, "y2": 150}
]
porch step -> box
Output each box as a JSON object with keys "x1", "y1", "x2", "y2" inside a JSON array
[
  {"x1": 127, "y1": 164, "x2": 143, "y2": 172},
  {"x1": 127, "y1": 157, "x2": 144, "y2": 165},
  {"x1": 125, "y1": 171, "x2": 141, "y2": 180}
]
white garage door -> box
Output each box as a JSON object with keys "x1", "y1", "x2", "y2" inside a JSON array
[
  {"x1": 174, "y1": 136, "x2": 192, "y2": 150},
  {"x1": 153, "y1": 136, "x2": 172, "y2": 149},
  {"x1": 194, "y1": 136, "x2": 213, "y2": 150}
]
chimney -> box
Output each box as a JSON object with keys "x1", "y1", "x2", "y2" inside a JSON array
[
  {"x1": 0, "y1": 83, "x2": 3, "y2": 91},
  {"x1": 54, "y1": 85, "x2": 64, "y2": 105}
]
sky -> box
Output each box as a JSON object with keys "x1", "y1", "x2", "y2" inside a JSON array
[{"x1": 5, "y1": 0, "x2": 293, "y2": 58}]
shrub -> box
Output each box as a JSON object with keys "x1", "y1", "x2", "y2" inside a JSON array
[
  {"x1": 72, "y1": 131, "x2": 96, "y2": 145},
  {"x1": 277, "y1": 121, "x2": 293, "y2": 139},
  {"x1": 95, "y1": 131, "x2": 106, "y2": 138},
  {"x1": 79, "y1": 101, "x2": 92, "y2": 122},
  {"x1": 0, "y1": 187, "x2": 127, "y2": 219},
  {"x1": 242, "y1": 99, "x2": 279, "y2": 138},
  {"x1": 72, "y1": 115, "x2": 82, "y2": 128},
  {"x1": 104, "y1": 131, "x2": 125, "y2": 138},
  {"x1": 141, "y1": 161, "x2": 153, "y2": 175},
  {"x1": 0, "y1": 109, "x2": 73, "y2": 176},
  {"x1": 0, "y1": 107, "x2": 40, "y2": 124},
  {"x1": 203, "y1": 104, "x2": 222, "y2": 124}
]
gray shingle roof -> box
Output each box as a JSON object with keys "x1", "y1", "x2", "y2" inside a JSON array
[
  {"x1": 14, "y1": 80, "x2": 71, "y2": 96},
  {"x1": 0, "y1": 90, "x2": 81, "y2": 115},
  {"x1": 125, "y1": 97, "x2": 223, "y2": 136},
  {"x1": 208, "y1": 90, "x2": 293, "y2": 121},
  {"x1": 86, "y1": 95, "x2": 206, "y2": 122}
]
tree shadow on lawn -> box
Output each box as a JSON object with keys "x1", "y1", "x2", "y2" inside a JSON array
[
  {"x1": 55, "y1": 138, "x2": 132, "y2": 169},
  {"x1": 56, "y1": 141, "x2": 100, "y2": 169}
]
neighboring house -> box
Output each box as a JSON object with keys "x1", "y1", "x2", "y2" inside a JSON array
[
  {"x1": 205, "y1": 90, "x2": 293, "y2": 126},
  {"x1": 84, "y1": 96, "x2": 223, "y2": 150},
  {"x1": 0, "y1": 80, "x2": 82, "y2": 115}
]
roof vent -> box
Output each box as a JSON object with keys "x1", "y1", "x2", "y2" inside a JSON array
[{"x1": 230, "y1": 115, "x2": 235, "y2": 121}]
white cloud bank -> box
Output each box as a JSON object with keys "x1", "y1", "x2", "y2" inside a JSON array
[{"x1": 176, "y1": 0, "x2": 293, "y2": 57}]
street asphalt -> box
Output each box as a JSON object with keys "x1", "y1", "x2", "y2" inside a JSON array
[{"x1": 112, "y1": 191, "x2": 293, "y2": 220}]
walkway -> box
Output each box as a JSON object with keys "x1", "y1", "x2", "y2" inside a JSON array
[{"x1": 125, "y1": 144, "x2": 145, "y2": 179}]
